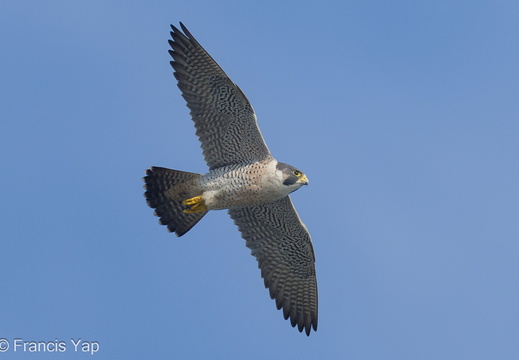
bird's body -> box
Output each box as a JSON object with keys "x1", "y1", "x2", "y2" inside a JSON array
[
  {"x1": 195, "y1": 158, "x2": 307, "y2": 210},
  {"x1": 143, "y1": 22, "x2": 318, "y2": 335}
]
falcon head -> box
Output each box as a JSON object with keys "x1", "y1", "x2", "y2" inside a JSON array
[{"x1": 276, "y1": 162, "x2": 309, "y2": 191}]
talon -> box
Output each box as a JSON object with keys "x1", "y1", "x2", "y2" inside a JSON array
[{"x1": 182, "y1": 195, "x2": 207, "y2": 213}]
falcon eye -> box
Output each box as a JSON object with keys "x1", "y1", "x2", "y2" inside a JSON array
[{"x1": 293, "y1": 170, "x2": 301, "y2": 176}]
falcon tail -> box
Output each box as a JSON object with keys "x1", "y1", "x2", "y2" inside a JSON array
[{"x1": 143, "y1": 166, "x2": 207, "y2": 237}]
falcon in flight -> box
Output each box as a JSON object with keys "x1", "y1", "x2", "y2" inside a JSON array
[{"x1": 143, "y1": 22, "x2": 318, "y2": 335}]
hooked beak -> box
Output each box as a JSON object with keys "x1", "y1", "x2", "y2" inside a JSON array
[{"x1": 298, "y1": 175, "x2": 309, "y2": 185}]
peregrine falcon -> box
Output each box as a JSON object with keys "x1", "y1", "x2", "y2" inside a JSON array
[{"x1": 143, "y1": 23, "x2": 318, "y2": 335}]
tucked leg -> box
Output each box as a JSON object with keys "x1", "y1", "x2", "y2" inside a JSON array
[{"x1": 182, "y1": 195, "x2": 207, "y2": 213}]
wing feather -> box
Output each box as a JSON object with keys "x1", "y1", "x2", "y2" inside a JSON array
[
  {"x1": 169, "y1": 23, "x2": 270, "y2": 170},
  {"x1": 228, "y1": 196, "x2": 318, "y2": 335}
]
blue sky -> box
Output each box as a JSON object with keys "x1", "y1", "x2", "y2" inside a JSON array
[{"x1": 1, "y1": 0, "x2": 519, "y2": 359}]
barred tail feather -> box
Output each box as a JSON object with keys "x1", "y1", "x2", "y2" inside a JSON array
[{"x1": 143, "y1": 166, "x2": 207, "y2": 236}]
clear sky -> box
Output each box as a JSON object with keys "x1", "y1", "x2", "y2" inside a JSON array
[{"x1": 1, "y1": 1, "x2": 519, "y2": 359}]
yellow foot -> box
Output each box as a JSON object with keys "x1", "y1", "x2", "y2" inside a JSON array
[{"x1": 182, "y1": 195, "x2": 207, "y2": 213}]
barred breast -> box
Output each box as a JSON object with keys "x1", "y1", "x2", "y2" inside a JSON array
[{"x1": 200, "y1": 158, "x2": 288, "y2": 210}]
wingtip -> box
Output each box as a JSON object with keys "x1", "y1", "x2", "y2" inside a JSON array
[
  {"x1": 179, "y1": 21, "x2": 189, "y2": 35},
  {"x1": 302, "y1": 320, "x2": 317, "y2": 336},
  {"x1": 305, "y1": 326, "x2": 311, "y2": 336},
  {"x1": 170, "y1": 21, "x2": 196, "y2": 42}
]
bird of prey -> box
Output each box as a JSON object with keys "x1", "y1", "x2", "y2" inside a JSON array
[{"x1": 143, "y1": 22, "x2": 318, "y2": 335}]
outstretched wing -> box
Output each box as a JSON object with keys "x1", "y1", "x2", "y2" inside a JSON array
[
  {"x1": 228, "y1": 196, "x2": 318, "y2": 335},
  {"x1": 169, "y1": 23, "x2": 271, "y2": 170}
]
